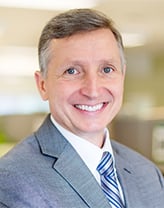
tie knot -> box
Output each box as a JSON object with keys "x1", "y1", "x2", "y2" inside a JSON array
[{"x1": 97, "y1": 151, "x2": 114, "y2": 177}]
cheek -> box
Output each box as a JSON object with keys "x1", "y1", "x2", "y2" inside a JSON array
[
  {"x1": 108, "y1": 83, "x2": 124, "y2": 106},
  {"x1": 117, "y1": 83, "x2": 124, "y2": 104},
  {"x1": 108, "y1": 78, "x2": 124, "y2": 95},
  {"x1": 59, "y1": 81, "x2": 80, "y2": 100},
  {"x1": 116, "y1": 84, "x2": 124, "y2": 99},
  {"x1": 49, "y1": 83, "x2": 73, "y2": 104}
]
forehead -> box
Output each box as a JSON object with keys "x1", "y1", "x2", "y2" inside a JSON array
[
  {"x1": 51, "y1": 28, "x2": 118, "y2": 48},
  {"x1": 48, "y1": 29, "x2": 121, "y2": 64}
]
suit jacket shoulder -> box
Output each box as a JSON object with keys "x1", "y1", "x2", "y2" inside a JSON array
[{"x1": 0, "y1": 115, "x2": 110, "y2": 208}]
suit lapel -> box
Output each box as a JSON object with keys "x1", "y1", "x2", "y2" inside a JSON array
[
  {"x1": 114, "y1": 152, "x2": 144, "y2": 207},
  {"x1": 35, "y1": 115, "x2": 111, "y2": 208},
  {"x1": 53, "y1": 143, "x2": 111, "y2": 207}
]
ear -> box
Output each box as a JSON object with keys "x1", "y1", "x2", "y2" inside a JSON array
[{"x1": 34, "y1": 71, "x2": 48, "y2": 100}]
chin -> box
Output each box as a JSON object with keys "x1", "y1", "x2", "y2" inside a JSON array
[{"x1": 79, "y1": 125, "x2": 105, "y2": 134}]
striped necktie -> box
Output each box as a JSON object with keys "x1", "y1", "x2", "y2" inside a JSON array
[{"x1": 97, "y1": 151, "x2": 124, "y2": 208}]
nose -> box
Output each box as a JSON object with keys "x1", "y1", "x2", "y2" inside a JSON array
[{"x1": 80, "y1": 73, "x2": 101, "y2": 99}]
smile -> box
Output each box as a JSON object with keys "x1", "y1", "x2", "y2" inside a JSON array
[{"x1": 74, "y1": 103, "x2": 104, "y2": 112}]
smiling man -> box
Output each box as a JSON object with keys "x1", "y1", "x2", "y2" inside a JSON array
[
  {"x1": 35, "y1": 27, "x2": 125, "y2": 147},
  {"x1": 0, "y1": 9, "x2": 164, "y2": 208}
]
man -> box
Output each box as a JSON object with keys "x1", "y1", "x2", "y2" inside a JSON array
[{"x1": 0, "y1": 9, "x2": 164, "y2": 208}]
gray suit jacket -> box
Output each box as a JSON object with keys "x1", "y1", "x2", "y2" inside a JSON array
[{"x1": 0, "y1": 115, "x2": 164, "y2": 208}]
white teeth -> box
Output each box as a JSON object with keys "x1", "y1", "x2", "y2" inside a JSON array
[{"x1": 75, "y1": 103, "x2": 103, "y2": 112}]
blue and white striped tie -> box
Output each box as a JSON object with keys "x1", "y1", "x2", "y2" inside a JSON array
[{"x1": 97, "y1": 151, "x2": 124, "y2": 208}]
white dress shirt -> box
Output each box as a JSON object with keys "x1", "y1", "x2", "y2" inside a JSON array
[{"x1": 50, "y1": 115, "x2": 124, "y2": 203}]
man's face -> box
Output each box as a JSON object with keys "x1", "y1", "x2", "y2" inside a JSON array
[{"x1": 35, "y1": 29, "x2": 126, "y2": 143}]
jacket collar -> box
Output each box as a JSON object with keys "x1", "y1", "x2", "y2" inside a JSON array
[{"x1": 35, "y1": 115, "x2": 111, "y2": 207}]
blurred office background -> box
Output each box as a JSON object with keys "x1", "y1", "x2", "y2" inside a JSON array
[{"x1": 0, "y1": 0, "x2": 164, "y2": 171}]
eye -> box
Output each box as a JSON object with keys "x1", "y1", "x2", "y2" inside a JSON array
[
  {"x1": 65, "y1": 68, "x2": 78, "y2": 75},
  {"x1": 103, "y1": 66, "x2": 114, "y2": 74},
  {"x1": 61, "y1": 66, "x2": 83, "y2": 80}
]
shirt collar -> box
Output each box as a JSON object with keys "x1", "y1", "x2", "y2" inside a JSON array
[{"x1": 50, "y1": 115, "x2": 114, "y2": 177}]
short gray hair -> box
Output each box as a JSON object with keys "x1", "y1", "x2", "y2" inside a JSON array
[{"x1": 38, "y1": 8, "x2": 125, "y2": 76}]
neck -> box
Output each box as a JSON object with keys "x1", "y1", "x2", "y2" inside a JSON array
[{"x1": 75, "y1": 130, "x2": 106, "y2": 148}]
